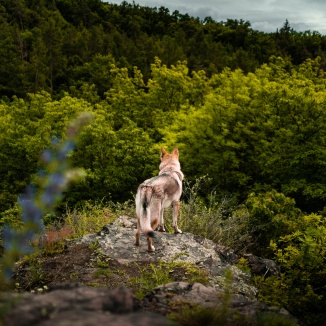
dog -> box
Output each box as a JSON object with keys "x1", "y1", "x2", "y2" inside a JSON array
[{"x1": 135, "y1": 147, "x2": 184, "y2": 252}]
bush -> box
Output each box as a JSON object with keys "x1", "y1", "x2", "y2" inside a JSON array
[
  {"x1": 268, "y1": 213, "x2": 326, "y2": 325},
  {"x1": 245, "y1": 190, "x2": 302, "y2": 257}
]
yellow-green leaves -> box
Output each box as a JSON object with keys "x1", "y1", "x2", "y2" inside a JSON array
[{"x1": 161, "y1": 57, "x2": 326, "y2": 211}]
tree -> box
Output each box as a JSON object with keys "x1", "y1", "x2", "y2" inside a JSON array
[
  {"x1": 258, "y1": 58, "x2": 326, "y2": 211},
  {"x1": 41, "y1": 11, "x2": 67, "y2": 93},
  {"x1": 68, "y1": 54, "x2": 116, "y2": 98}
]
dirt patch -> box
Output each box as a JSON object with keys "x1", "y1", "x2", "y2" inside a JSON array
[{"x1": 13, "y1": 242, "x2": 189, "y2": 296}]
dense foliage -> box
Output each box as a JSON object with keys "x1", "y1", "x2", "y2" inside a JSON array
[
  {"x1": 2, "y1": 56, "x2": 326, "y2": 213},
  {"x1": 1, "y1": 1, "x2": 326, "y2": 325}
]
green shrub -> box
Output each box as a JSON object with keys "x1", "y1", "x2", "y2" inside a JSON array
[
  {"x1": 245, "y1": 190, "x2": 302, "y2": 257},
  {"x1": 252, "y1": 212, "x2": 326, "y2": 325},
  {"x1": 268, "y1": 213, "x2": 326, "y2": 325}
]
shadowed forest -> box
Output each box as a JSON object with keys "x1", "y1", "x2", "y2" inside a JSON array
[{"x1": 1, "y1": 1, "x2": 326, "y2": 325}]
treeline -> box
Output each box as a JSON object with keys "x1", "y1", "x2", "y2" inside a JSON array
[
  {"x1": 1, "y1": 0, "x2": 326, "y2": 99},
  {"x1": 1, "y1": 0, "x2": 326, "y2": 212}
]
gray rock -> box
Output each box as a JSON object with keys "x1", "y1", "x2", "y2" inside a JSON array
[
  {"x1": 243, "y1": 253, "x2": 280, "y2": 277},
  {"x1": 142, "y1": 282, "x2": 296, "y2": 323},
  {"x1": 2, "y1": 285, "x2": 176, "y2": 326},
  {"x1": 82, "y1": 216, "x2": 258, "y2": 299}
]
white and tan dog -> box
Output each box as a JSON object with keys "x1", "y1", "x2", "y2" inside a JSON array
[{"x1": 135, "y1": 147, "x2": 184, "y2": 252}]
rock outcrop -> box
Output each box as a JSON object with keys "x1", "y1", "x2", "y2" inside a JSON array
[
  {"x1": 80, "y1": 215, "x2": 277, "y2": 300},
  {"x1": 1, "y1": 215, "x2": 298, "y2": 325}
]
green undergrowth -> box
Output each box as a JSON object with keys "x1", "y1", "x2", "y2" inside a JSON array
[
  {"x1": 128, "y1": 257, "x2": 210, "y2": 300},
  {"x1": 235, "y1": 257, "x2": 251, "y2": 275},
  {"x1": 1, "y1": 180, "x2": 326, "y2": 325}
]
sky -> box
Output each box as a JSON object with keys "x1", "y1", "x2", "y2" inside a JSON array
[{"x1": 106, "y1": 0, "x2": 326, "y2": 35}]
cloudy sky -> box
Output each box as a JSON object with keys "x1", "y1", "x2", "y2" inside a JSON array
[{"x1": 107, "y1": 0, "x2": 326, "y2": 34}]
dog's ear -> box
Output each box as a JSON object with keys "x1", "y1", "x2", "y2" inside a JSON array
[
  {"x1": 171, "y1": 147, "x2": 179, "y2": 157},
  {"x1": 160, "y1": 147, "x2": 168, "y2": 160}
]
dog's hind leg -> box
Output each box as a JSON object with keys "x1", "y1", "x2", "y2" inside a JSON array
[
  {"x1": 158, "y1": 206, "x2": 166, "y2": 232},
  {"x1": 172, "y1": 200, "x2": 182, "y2": 234},
  {"x1": 135, "y1": 218, "x2": 141, "y2": 246},
  {"x1": 147, "y1": 236, "x2": 155, "y2": 252},
  {"x1": 147, "y1": 200, "x2": 161, "y2": 251}
]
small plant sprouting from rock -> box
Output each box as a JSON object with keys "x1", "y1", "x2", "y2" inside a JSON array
[
  {"x1": 236, "y1": 257, "x2": 251, "y2": 275},
  {"x1": 0, "y1": 113, "x2": 92, "y2": 288}
]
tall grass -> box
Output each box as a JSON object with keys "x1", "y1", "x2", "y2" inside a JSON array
[
  {"x1": 63, "y1": 200, "x2": 135, "y2": 238},
  {"x1": 60, "y1": 176, "x2": 253, "y2": 252},
  {"x1": 163, "y1": 176, "x2": 253, "y2": 253}
]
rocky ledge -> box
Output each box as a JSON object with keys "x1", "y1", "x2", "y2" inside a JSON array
[{"x1": 1, "y1": 216, "x2": 298, "y2": 325}]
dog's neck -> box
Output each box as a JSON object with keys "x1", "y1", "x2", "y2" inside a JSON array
[{"x1": 159, "y1": 168, "x2": 184, "y2": 181}]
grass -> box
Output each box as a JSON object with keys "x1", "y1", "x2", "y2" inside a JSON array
[
  {"x1": 63, "y1": 200, "x2": 134, "y2": 238},
  {"x1": 129, "y1": 261, "x2": 174, "y2": 299},
  {"x1": 235, "y1": 257, "x2": 251, "y2": 275},
  {"x1": 162, "y1": 176, "x2": 253, "y2": 254},
  {"x1": 16, "y1": 253, "x2": 48, "y2": 290}
]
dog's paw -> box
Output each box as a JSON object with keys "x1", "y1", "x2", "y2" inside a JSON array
[
  {"x1": 148, "y1": 246, "x2": 155, "y2": 252},
  {"x1": 158, "y1": 226, "x2": 166, "y2": 232},
  {"x1": 174, "y1": 228, "x2": 183, "y2": 234}
]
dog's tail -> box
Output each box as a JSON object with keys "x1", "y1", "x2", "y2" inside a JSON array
[{"x1": 139, "y1": 186, "x2": 155, "y2": 238}]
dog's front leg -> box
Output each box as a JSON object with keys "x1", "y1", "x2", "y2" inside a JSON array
[{"x1": 172, "y1": 201, "x2": 182, "y2": 234}]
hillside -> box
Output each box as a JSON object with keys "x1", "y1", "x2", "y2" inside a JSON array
[{"x1": 3, "y1": 216, "x2": 298, "y2": 326}]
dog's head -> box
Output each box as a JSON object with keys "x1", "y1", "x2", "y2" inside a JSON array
[
  {"x1": 160, "y1": 147, "x2": 179, "y2": 161},
  {"x1": 159, "y1": 147, "x2": 181, "y2": 175}
]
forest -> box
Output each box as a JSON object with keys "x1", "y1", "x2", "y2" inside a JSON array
[
  {"x1": 2, "y1": 0, "x2": 326, "y2": 211},
  {"x1": 1, "y1": 1, "x2": 326, "y2": 325}
]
